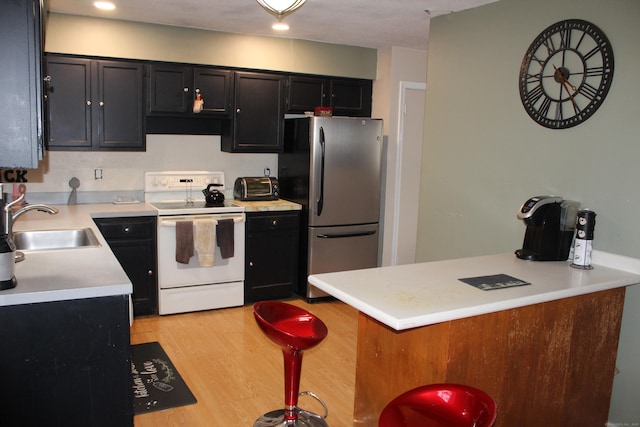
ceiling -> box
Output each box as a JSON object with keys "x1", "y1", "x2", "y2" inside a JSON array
[{"x1": 48, "y1": 0, "x2": 498, "y2": 50}]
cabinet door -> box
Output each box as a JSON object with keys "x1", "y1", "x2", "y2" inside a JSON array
[
  {"x1": 245, "y1": 212, "x2": 299, "y2": 302},
  {"x1": 0, "y1": 0, "x2": 45, "y2": 167},
  {"x1": 109, "y1": 240, "x2": 157, "y2": 316},
  {"x1": 286, "y1": 75, "x2": 327, "y2": 113},
  {"x1": 96, "y1": 60, "x2": 145, "y2": 150},
  {"x1": 45, "y1": 57, "x2": 93, "y2": 148},
  {"x1": 193, "y1": 67, "x2": 233, "y2": 116},
  {"x1": 330, "y1": 78, "x2": 373, "y2": 117},
  {"x1": 0, "y1": 296, "x2": 133, "y2": 426},
  {"x1": 222, "y1": 71, "x2": 284, "y2": 152},
  {"x1": 147, "y1": 63, "x2": 190, "y2": 114},
  {"x1": 94, "y1": 216, "x2": 158, "y2": 316}
]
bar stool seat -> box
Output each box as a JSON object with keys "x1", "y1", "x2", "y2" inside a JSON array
[
  {"x1": 378, "y1": 383, "x2": 497, "y2": 427},
  {"x1": 253, "y1": 301, "x2": 329, "y2": 427}
]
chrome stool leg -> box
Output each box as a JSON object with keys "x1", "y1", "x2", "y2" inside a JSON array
[{"x1": 254, "y1": 391, "x2": 329, "y2": 427}]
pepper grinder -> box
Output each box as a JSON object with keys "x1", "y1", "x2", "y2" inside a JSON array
[{"x1": 571, "y1": 209, "x2": 596, "y2": 269}]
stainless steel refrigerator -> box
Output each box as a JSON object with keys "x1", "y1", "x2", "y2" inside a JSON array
[{"x1": 279, "y1": 116, "x2": 383, "y2": 301}]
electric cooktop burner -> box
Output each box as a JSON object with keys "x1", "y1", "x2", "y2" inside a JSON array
[{"x1": 144, "y1": 171, "x2": 245, "y2": 215}]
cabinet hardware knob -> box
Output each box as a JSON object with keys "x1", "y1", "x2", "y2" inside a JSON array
[
  {"x1": 183, "y1": 87, "x2": 189, "y2": 93},
  {"x1": 43, "y1": 75, "x2": 51, "y2": 83},
  {"x1": 272, "y1": 220, "x2": 278, "y2": 225},
  {"x1": 147, "y1": 270, "x2": 153, "y2": 276},
  {"x1": 123, "y1": 227, "x2": 130, "y2": 233},
  {"x1": 249, "y1": 261, "x2": 254, "y2": 267},
  {"x1": 236, "y1": 108, "x2": 241, "y2": 113},
  {"x1": 99, "y1": 101, "x2": 105, "y2": 107},
  {"x1": 86, "y1": 100, "x2": 92, "y2": 106}
]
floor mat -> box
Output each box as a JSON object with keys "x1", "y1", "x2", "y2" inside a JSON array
[{"x1": 131, "y1": 341, "x2": 197, "y2": 415}]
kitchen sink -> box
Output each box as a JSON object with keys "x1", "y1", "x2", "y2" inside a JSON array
[{"x1": 13, "y1": 228, "x2": 101, "y2": 251}]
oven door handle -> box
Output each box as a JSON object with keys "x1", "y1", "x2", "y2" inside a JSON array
[{"x1": 159, "y1": 216, "x2": 245, "y2": 227}]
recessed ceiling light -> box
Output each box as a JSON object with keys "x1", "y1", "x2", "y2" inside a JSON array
[
  {"x1": 272, "y1": 22, "x2": 290, "y2": 31},
  {"x1": 94, "y1": 1, "x2": 115, "y2": 10}
]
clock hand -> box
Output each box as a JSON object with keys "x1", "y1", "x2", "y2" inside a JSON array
[
  {"x1": 553, "y1": 64, "x2": 578, "y2": 91},
  {"x1": 553, "y1": 65, "x2": 579, "y2": 112}
]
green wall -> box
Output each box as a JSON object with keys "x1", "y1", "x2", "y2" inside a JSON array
[
  {"x1": 45, "y1": 13, "x2": 377, "y2": 79},
  {"x1": 418, "y1": 0, "x2": 640, "y2": 423}
]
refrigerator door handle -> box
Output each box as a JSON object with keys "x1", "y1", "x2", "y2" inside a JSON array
[
  {"x1": 317, "y1": 126, "x2": 326, "y2": 216},
  {"x1": 317, "y1": 230, "x2": 377, "y2": 239}
]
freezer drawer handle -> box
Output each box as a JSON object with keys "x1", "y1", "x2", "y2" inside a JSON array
[
  {"x1": 317, "y1": 126, "x2": 326, "y2": 216},
  {"x1": 317, "y1": 230, "x2": 376, "y2": 239}
]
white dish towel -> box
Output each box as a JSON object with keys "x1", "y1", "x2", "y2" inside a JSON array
[{"x1": 194, "y1": 219, "x2": 217, "y2": 267}]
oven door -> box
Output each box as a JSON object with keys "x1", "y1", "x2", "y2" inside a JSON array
[{"x1": 157, "y1": 213, "x2": 245, "y2": 288}]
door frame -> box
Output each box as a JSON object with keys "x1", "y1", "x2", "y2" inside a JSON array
[{"x1": 391, "y1": 81, "x2": 426, "y2": 265}]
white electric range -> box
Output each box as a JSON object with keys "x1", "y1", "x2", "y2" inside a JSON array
[{"x1": 144, "y1": 171, "x2": 245, "y2": 315}]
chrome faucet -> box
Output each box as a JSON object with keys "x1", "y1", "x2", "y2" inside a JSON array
[{"x1": 3, "y1": 193, "x2": 59, "y2": 237}]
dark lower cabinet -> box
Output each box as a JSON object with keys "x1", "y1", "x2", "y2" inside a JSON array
[
  {"x1": 245, "y1": 211, "x2": 300, "y2": 302},
  {"x1": 0, "y1": 295, "x2": 133, "y2": 427},
  {"x1": 94, "y1": 216, "x2": 158, "y2": 316}
]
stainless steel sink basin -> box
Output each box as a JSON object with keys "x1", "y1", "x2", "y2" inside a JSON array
[{"x1": 13, "y1": 228, "x2": 101, "y2": 251}]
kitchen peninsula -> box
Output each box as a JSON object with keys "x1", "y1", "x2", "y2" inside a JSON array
[{"x1": 308, "y1": 252, "x2": 640, "y2": 427}]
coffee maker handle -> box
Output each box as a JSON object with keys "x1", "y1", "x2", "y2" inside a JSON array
[{"x1": 517, "y1": 195, "x2": 563, "y2": 220}]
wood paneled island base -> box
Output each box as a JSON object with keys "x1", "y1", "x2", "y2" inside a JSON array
[{"x1": 353, "y1": 287, "x2": 625, "y2": 426}]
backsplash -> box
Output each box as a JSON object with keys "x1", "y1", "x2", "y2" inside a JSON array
[{"x1": 1, "y1": 135, "x2": 277, "y2": 205}]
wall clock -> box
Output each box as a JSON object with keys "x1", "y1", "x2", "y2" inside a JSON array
[{"x1": 519, "y1": 19, "x2": 614, "y2": 129}]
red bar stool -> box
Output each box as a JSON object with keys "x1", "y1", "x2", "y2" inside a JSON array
[
  {"x1": 378, "y1": 383, "x2": 497, "y2": 427},
  {"x1": 253, "y1": 301, "x2": 330, "y2": 427}
]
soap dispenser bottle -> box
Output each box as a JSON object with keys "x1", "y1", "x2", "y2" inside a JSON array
[{"x1": 1, "y1": 183, "x2": 18, "y2": 290}]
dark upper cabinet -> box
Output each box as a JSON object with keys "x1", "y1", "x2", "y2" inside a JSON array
[
  {"x1": 330, "y1": 78, "x2": 373, "y2": 117},
  {"x1": 286, "y1": 75, "x2": 373, "y2": 117},
  {"x1": 222, "y1": 71, "x2": 285, "y2": 153},
  {"x1": 45, "y1": 55, "x2": 145, "y2": 151},
  {"x1": 286, "y1": 75, "x2": 327, "y2": 113},
  {"x1": 147, "y1": 63, "x2": 232, "y2": 117},
  {"x1": 0, "y1": 0, "x2": 45, "y2": 168},
  {"x1": 45, "y1": 57, "x2": 92, "y2": 148}
]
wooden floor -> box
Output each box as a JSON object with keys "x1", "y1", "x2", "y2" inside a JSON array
[{"x1": 130, "y1": 299, "x2": 358, "y2": 427}]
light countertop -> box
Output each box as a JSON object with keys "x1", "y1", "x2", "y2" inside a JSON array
[
  {"x1": 1, "y1": 199, "x2": 300, "y2": 308},
  {"x1": 308, "y1": 251, "x2": 640, "y2": 330},
  {"x1": 231, "y1": 199, "x2": 301, "y2": 212},
  {"x1": 1, "y1": 203, "x2": 156, "y2": 307}
]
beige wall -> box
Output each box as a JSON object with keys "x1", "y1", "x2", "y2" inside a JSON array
[
  {"x1": 45, "y1": 13, "x2": 377, "y2": 79},
  {"x1": 417, "y1": 0, "x2": 640, "y2": 422}
]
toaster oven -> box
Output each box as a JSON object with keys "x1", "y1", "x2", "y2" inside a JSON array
[{"x1": 233, "y1": 177, "x2": 280, "y2": 201}]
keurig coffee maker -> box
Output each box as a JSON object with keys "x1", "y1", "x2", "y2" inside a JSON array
[{"x1": 515, "y1": 195, "x2": 580, "y2": 261}]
